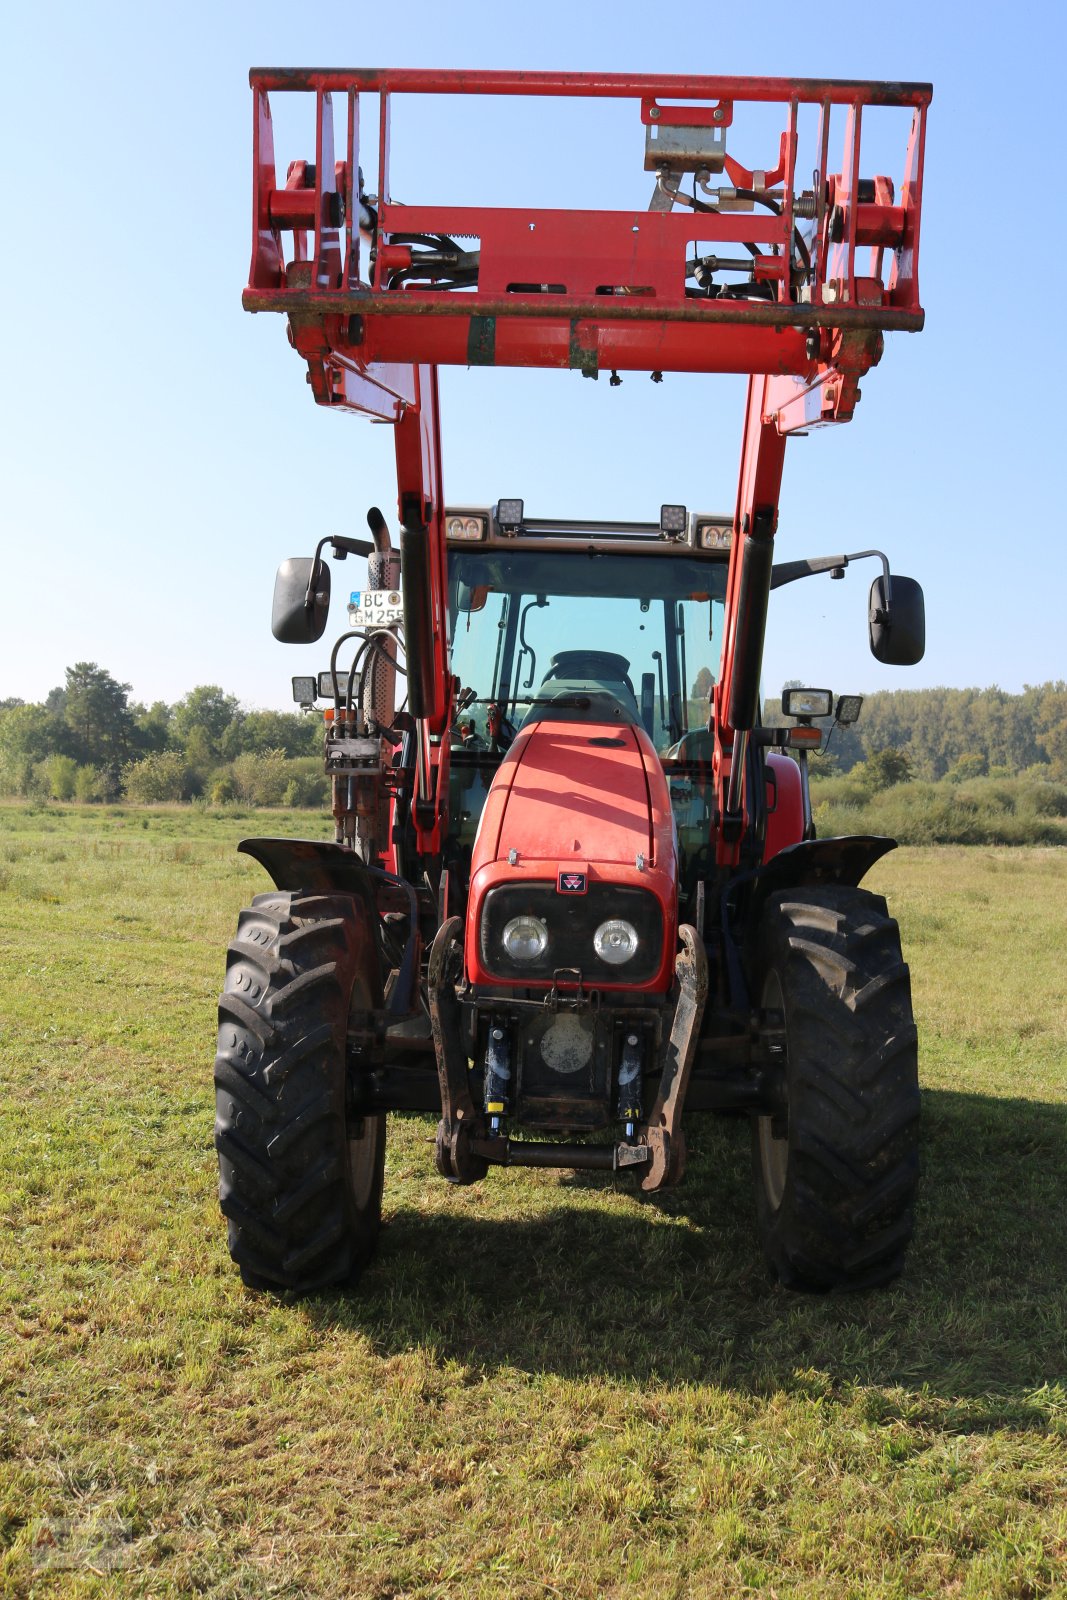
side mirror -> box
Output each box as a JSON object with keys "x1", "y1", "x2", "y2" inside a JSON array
[
  {"x1": 869, "y1": 574, "x2": 925, "y2": 666},
  {"x1": 272, "y1": 557, "x2": 330, "y2": 644}
]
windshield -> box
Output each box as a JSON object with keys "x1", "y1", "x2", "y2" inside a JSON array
[{"x1": 447, "y1": 548, "x2": 727, "y2": 756}]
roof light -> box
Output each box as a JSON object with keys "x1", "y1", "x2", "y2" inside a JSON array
[
  {"x1": 496, "y1": 498, "x2": 524, "y2": 533},
  {"x1": 660, "y1": 503, "x2": 687, "y2": 537},
  {"x1": 697, "y1": 521, "x2": 733, "y2": 552},
  {"x1": 446, "y1": 511, "x2": 488, "y2": 541}
]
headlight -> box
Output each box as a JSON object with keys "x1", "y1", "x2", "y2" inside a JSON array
[
  {"x1": 481, "y1": 884, "x2": 662, "y2": 983},
  {"x1": 593, "y1": 919, "x2": 639, "y2": 965},
  {"x1": 501, "y1": 915, "x2": 548, "y2": 962}
]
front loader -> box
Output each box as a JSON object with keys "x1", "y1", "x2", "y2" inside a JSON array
[{"x1": 216, "y1": 69, "x2": 930, "y2": 1293}]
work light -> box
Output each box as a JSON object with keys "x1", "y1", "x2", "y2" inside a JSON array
[{"x1": 496, "y1": 498, "x2": 525, "y2": 533}]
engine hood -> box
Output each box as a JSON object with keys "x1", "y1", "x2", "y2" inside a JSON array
[
  {"x1": 465, "y1": 718, "x2": 678, "y2": 993},
  {"x1": 472, "y1": 719, "x2": 674, "y2": 869}
]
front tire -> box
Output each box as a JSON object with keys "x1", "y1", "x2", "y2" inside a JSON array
[
  {"x1": 751, "y1": 885, "x2": 920, "y2": 1291},
  {"x1": 214, "y1": 889, "x2": 386, "y2": 1292}
]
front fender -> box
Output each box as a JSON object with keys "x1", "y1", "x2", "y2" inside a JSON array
[
  {"x1": 751, "y1": 834, "x2": 897, "y2": 908},
  {"x1": 238, "y1": 836, "x2": 374, "y2": 897}
]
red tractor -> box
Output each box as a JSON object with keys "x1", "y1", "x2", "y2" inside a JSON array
[{"x1": 217, "y1": 69, "x2": 930, "y2": 1293}]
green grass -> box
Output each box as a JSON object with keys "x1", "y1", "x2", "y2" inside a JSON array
[{"x1": 1, "y1": 804, "x2": 1065, "y2": 1598}]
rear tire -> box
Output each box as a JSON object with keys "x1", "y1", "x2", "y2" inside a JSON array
[
  {"x1": 751, "y1": 885, "x2": 919, "y2": 1291},
  {"x1": 214, "y1": 889, "x2": 386, "y2": 1293}
]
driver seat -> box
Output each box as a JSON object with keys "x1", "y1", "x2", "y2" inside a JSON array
[{"x1": 540, "y1": 649, "x2": 636, "y2": 700}]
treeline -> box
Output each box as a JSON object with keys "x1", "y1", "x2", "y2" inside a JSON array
[
  {"x1": 3, "y1": 667, "x2": 1066, "y2": 815},
  {"x1": 0, "y1": 664, "x2": 327, "y2": 806},
  {"x1": 763, "y1": 683, "x2": 1067, "y2": 782}
]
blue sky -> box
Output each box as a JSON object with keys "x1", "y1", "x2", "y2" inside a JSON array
[{"x1": 2, "y1": 1, "x2": 1062, "y2": 712}]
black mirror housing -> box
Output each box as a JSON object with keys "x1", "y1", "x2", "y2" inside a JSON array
[
  {"x1": 272, "y1": 557, "x2": 330, "y2": 643},
  {"x1": 869, "y1": 574, "x2": 925, "y2": 666}
]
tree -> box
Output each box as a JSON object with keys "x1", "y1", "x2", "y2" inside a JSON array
[
  {"x1": 946, "y1": 752, "x2": 987, "y2": 783},
  {"x1": 690, "y1": 666, "x2": 714, "y2": 703},
  {"x1": 172, "y1": 686, "x2": 240, "y2": 762},
  {"x1": 1035, "y1": 683, "x2": 1067, "y2": 779},
  {"x1": 219, "y1": 708, "x2": 320, "y2": 760},
  {"x1": 62, "y1": 663, "x2": 135, "y2": 768},
  {"x1": 0, "y1": 703, "x2": 46, "y2": 794},
  {"x1": 857, "y1": 748, "x2": 912, "y2": 791},
  {"x1": 131, "y1": 700, "x2": 174, "y2": 755}
]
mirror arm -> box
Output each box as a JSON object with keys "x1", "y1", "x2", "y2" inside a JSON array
[
  {"x1": 769, "y1": 548, "x2": 894, "y2": 603},
  {"x1": 303, "y1": 533, "x2": 375, "y2": 613},
  {"x1": 843, "y1": 548, "x2": 893, "y2": 609},
  {"x1": 304, "y1": 536, "x2": 333, "y2": 615}
]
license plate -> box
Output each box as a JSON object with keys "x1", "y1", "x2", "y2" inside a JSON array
[{"x1": 348, "y1": 589, "x2": 404, "y2": 627}]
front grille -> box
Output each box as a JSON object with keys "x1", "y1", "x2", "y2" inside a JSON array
[{"x1": 479, "y1": 881, "x2": 663, "y2": 984}]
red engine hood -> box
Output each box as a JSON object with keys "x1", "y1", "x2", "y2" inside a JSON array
[
  {"x1": 473, "y1": 719, "x2": 675, "y2": 869},
  {"x1": 465, "y1": 718, "x2": 678, "y2": 992}
]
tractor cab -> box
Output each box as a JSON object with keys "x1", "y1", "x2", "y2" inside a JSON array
[{"x1": 444, "y1": 503, "x2": 730, "y2": 893}]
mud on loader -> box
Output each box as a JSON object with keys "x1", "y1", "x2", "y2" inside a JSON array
[{"x1": 217, "y1": 69, "x2": 931, "y2": 1293}]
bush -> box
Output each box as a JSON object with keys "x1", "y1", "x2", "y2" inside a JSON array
[
  {"x1": 281, "y1": 757, "x2": 329, "y2": 808},
  {"x1": 812, "y1": 774, "x2": 1067, "y2": 846},
  {"x1": 852, "y1": 748, "x2": 913, "y2": 792},
  {"x1": 210, "y1": 772, "x2": 238, "y2": 805},
  {"x1": 42, "y1": 754, "x2": 78, "y2": 801},
  {"x1": 231, "y1": 748, "x2": 291, "y2": 807},
  {"x1": 946, "y1": 752, "x2": 987, "y2": 783},
  {"x1": 122, "y1": 750, "x2": 191, "y2": 804},
  {"x1": 1017, "y1": 779, "x2": 1067, "y2": 818},
  {"x1": 74, "y1": 765, "x2": 111, "y2": 804}
]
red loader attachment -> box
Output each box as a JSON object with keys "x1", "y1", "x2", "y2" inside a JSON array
[{"x1": 215, "y1": 69, "x2": 932, "y2": 1298}]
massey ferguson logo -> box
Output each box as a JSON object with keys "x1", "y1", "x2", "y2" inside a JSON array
[{"x1": 558, "y1": 871, "x2": 587, "y2": 894}]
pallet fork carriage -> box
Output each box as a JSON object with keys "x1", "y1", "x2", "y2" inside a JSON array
[{"x1": 216, "y1": 69, "x2": 930, "y2": 1295}]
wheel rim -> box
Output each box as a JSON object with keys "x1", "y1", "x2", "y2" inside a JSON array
[{"x1": 757, "y1": 968, "x2": 789, "y2": 1212}]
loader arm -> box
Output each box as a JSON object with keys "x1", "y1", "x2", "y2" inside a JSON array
[{"x1": 247, "y1": 68, "x2": 929, "y2": 861}]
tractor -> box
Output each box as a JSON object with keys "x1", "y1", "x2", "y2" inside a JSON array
[{"x1": 216, "y1": 69, "x2": 930, "y2": 1293}]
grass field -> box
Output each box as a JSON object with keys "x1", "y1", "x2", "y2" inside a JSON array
[{"x1": 1, "y1": 802, "x2": 1065, "y2": 1598}]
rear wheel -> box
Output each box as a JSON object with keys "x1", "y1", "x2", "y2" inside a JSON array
[
  {"x1": 214, "y1": 889, "x2": 386, "y2": 1292},
  {"x1": 751, "y1": 885, "x2": 920, "y2": 1291}
]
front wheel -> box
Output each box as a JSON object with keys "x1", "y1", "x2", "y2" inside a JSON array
[
  {"x1": 751, "y1": 885, "x2": 920, "y2": 1291},
  {"x1": 214, "y1": 889, "x2": 386, "y2": 1293}
]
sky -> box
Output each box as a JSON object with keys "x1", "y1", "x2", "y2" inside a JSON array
[{"x1": 2, "y1": 0, "x2": 1064, "y2": 713}]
